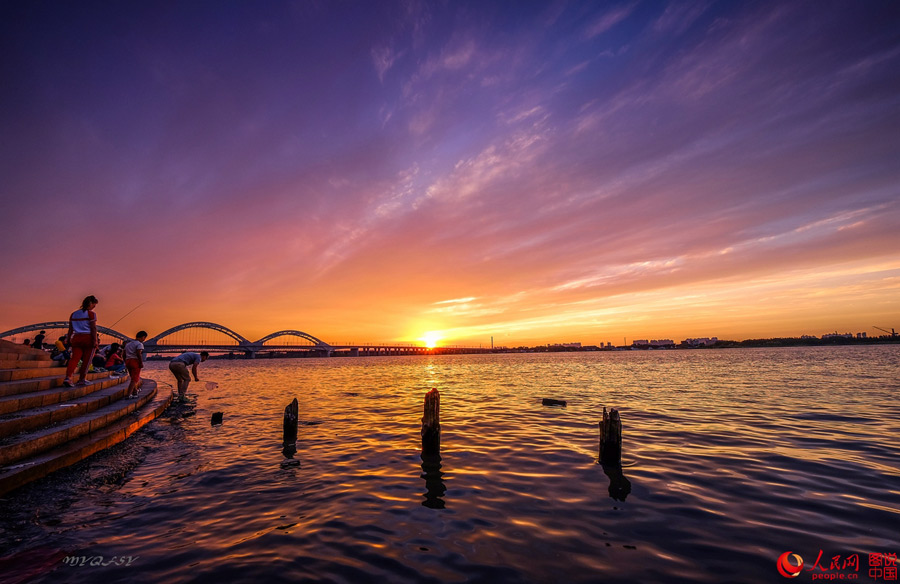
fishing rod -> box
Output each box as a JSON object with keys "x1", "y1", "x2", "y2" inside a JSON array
[{"x1": 108, "y1": 301, "x2": 148, "y2": 329}]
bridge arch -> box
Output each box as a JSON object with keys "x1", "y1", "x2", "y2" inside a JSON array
[
  {"x1": 147, "y1": 322, "x2": 251, "y2": 345},
  {"x1": 0, "y1": 321, "x2": 130, "y2": 343},
  {"x1": 3, "y1": 321, "x2": 335, "y2": 351},
  {"x1": 254, "y1": 330, "x2": 331, "y2": 348}
]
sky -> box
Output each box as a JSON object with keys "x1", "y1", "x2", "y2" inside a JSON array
[{"x1": 1, "y1": 0, "x2": 899, "y2": 347}]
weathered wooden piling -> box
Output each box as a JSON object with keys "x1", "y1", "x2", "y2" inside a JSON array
[
  {"x1": 421, "y1": 388, "x2": 441, "y2": 455},
  {"x1": 283, "y1": 398, "x2": 298, "y2": 446},
  {"x1": 598, "y1": 406, "x2": 622, "y2": 466},
  {"x1": 211, "y1": 412, "x2": 223, "y2": 426},
  {"x1": 282, "y1": 398, "x2": 299, "y2": 460}
]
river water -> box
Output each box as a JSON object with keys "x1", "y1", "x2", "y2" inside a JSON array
[{"x1": 3, "y1": 346, "x2": 900, "y2": 583}]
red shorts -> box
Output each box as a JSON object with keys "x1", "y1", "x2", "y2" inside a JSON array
[
  {"x1": 126, "y1": 358, "x2": 142, "y2": 381},
  {"x1": 69, "y1": 333, "x2": 95, "y2": 349}
]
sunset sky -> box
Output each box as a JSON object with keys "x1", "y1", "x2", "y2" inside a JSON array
[{"x1": 2, "y1": 1, "x2": 899, "y2": 347}]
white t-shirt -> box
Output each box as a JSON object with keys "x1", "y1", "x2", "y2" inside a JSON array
[
  {"x1": 124, "y1": 340, "x2": 144, "y2": 360},
  {"x1": 70, "y1": 309, "x2": 96, "y2": 334}
]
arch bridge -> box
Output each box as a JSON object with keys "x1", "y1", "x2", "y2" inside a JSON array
[
  {"x1": 0, "y1": 321, "x2": 445, "y2": 357},
  {"x1": 0, "y1": 321, "x2": 131, "y2": 343}
]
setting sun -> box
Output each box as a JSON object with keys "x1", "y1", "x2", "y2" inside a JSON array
[{"x1": 420, "y1": 331, "x2": 443, "y2": 349}]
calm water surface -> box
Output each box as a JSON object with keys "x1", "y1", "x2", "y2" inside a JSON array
[{"x1": 8, "y1": 347, "x2": 900, "y2": 583}]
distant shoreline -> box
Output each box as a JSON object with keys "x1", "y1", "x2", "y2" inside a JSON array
[
  {"x1": 505, "y1": 338, "x2": 900, "y2": 352},
  {"x1": 506, "y1": 338, "x2": 900, "y2": 352},
  {"x1": 139, "y1": 337, "x2": 900, "y2": 360},
  {"x1": 688, "y1": 337, "x2": 900, "y2": 349}
]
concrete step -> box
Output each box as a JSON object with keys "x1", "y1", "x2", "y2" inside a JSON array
[
  {"x1": 0, "y1": 380, "x2": 160, "y2": 467},
  {"x1": 0, "y1": 359, "x2": 57, "y2": 369},
  {"x1": 0, "y1": 370, "x2": 110, "y2": 399},
  {"x1": 0, "y1": 380, "x2": 169, "y2": 496},
  {"x1": 0, "y1": 372, "x2": 118, "y2": 415},
  {"x1": 0, "y1": 340, "x2": 51, "y2": 357},
  {"x1": 0, "y1": 367, "x2": 67, "y2": 382},
  {"x1": 0, "y1": 351, "x2": 53, "y2": 362},
  {"x1": 0, "y1": 375, "x2": 129, "y2": 435}
]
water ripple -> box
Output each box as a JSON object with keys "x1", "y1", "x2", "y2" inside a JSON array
[{"x1": 4, "y1": 346, "x2": 899, "y2": 583}]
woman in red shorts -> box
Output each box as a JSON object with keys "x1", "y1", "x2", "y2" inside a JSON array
[{"x1": 64, "y1": 295, "x2": 99, "y2": 387}]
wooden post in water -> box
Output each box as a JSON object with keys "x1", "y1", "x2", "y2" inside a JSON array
[
  {"x1": 598, "y1": 406, "x2": 622, "y2": 466},
  {"x1": 283, "y1": 398, "x2": 298, "y2": 444},
  {"x1": 421, "y1": 388, "x2": 441, "y2": 455},
  {"x1": 282, "y1": 398, "x2": 299, "y2": 460}
]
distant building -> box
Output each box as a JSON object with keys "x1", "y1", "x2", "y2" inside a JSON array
[
  {"x1": 822, "y1": 332, "x2": 853, "y2": 339},
  {"x1": 630, "y1": 339, "x2": 674, "y2": 349},
  {"x1": 682, "y1": 337, "x2": 718, "y2": 347},
  {"x1": 549, "y1": 342, "x2": 582, "y2": 349}
]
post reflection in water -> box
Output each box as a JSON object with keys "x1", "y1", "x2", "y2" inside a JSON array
[
  {"x1": 601, "y1": 463, "x2": 631, "y2": 502},
  {"x1": 420, "y1": 452, "x2": 446, "y2": 509},
  {"x1": 281, "y1": 442, "x2": 300, "y2": 467}
]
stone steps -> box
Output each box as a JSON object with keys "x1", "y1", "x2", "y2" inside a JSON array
[
  {"x1": 0, "y1": 338, "x2": 173, "y2": 496},
  {"x1": 0, "y1": 374, "x2": 130, "y2": 433},
  {"x1": 0, "y1": 367, "x2": 68, "y2": 382},
  {"x1": 0, "y1": 351, "x2": 52, "y2": 362},
  {"x1": 0, "y1": 381, "x2": 170, "y2": 496},
  {"x1": 0, "y1": 371, "x2": 124, "y2": 415},
  {"x1": 0, "y1": 340, "x2": 52, "y2": 357},
  {"x1": 0, "y1": 370, "x2": 110, "y2": 398},
  {"x1": 0, "y1": 359, "x2": 58, "y2": 369},
  {"x1": 0, "y1": 380, "x2": 160, "y2": 467}
]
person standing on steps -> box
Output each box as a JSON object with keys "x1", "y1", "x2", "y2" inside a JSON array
[
  {"x1": 168, "y1": 351, "x2": 209, "y2": 402},
  {"x1": 64, "y1": 295, "x2": 99, "y2": 387},
  {"x1": 125, "y1": 331, "x2": 148, "y2": 398}
]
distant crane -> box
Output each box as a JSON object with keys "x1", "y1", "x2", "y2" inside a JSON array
[{"x1": 873, "y1": 326, "x2": 898, "y2": 338}]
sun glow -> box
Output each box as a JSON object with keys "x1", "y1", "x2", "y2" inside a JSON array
[{"x1": 421, "y1": 331, "x2": 443, "y2": 349}]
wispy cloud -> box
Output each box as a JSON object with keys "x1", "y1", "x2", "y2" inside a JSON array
[
  {"x1": 583, "y1": 3, "x2": 636, "y2": 38},
  {"x1": 423, "y1": 125, "x2": 550, "y2": 205},
  {"x1": 653, "y1": 1, "x2": 711, "y2": 35},
  {"x1": 372, "y1": 45, "x2": 403, "y2": 82},
  {"x1": 434, "y1": 297, "x2": 477, "y2": 305}
]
